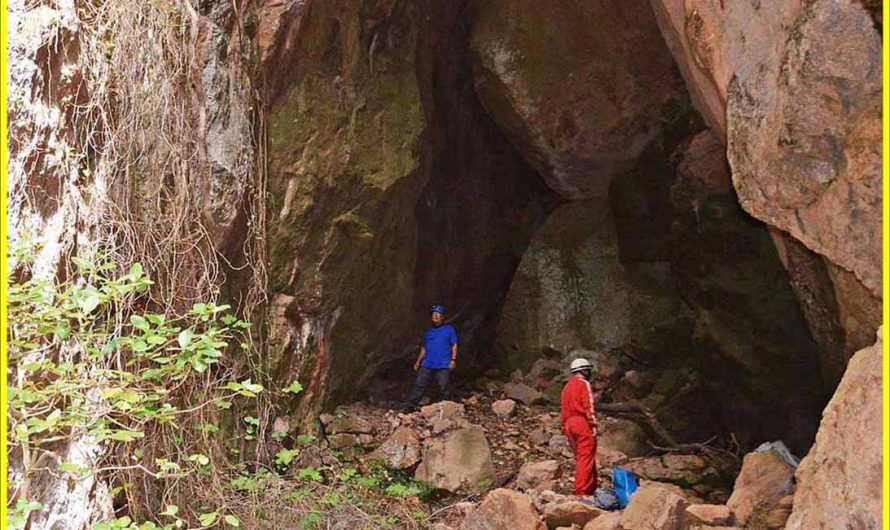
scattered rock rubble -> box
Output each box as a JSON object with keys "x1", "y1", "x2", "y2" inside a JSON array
[
  {"x1": 301, "y1": 336, "x2": 881, "y2": 530},
  {"x1": 304, "y1": 370, "x2": 811, "y2": 530}
]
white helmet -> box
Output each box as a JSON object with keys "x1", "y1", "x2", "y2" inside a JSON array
[{"x1": 570, "y1": 358, "x2": 594, "y2": 373}]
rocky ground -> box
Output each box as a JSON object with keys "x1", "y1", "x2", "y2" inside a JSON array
[{"x1": 299, "y1": 362, "x2": 802, "y2": 530}]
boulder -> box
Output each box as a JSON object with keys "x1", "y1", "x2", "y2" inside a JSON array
[
  {"x1": 470, "y1": 0, "x2": 683, "y2": 199},
  {"x1": 367, "y1": 427, "x2": 420, "y2": 469},
  {"x1": 639, "y1": 481, "x2": 704, "y2": 505},
  {"x1": 421, "y1": 401, "x2": 466, "y2": 421},
  {"x1": 726, "y1": 450, "x2": 794, "y2": 525},
  {"x1": 785, "y1": 330, "x2": 882, "y2": 530},
  {"x1": 548, "y1": 434, "x2": 573, "y2": 459},
  {"x1": 582, "y1": 512, "x2": 621, "y2": 530},
  {"x1": 623, "y1": 455, "x2": 720, "y2": 490},
  {"x1": 595, "y1": 445, "x2": 628, "y2": 470},
  {"x1": 492, "y1": 399, "x2": 518, "y2": 418},
  {"x1": 461, "y1": 488, "x2": 546, "y2": 530},
  {"x1": 763, "y1": 495, "x2": 793, "y2": 529},
  {"x1": 726, "y1": 0, "x2": 882, "y2": 298},
  {"x1": 324, "y1": 413, "x2": 375, "y2": 435},
  {"x1": 541, "y1": 501, "x2": 604, "y2": 529},
  {"x1": 516, "y1": 460, "x2": 560, "y2": 491},
  {"x1": 504, "y1": 382, "x2": 547, "y2": 405},
  {"x1": 327, "y1": 433, "x2": 358, "y2": 449},
  {"x1": 530, "y1": 428, "x2": 551, "y2": 446},
  {"x1": 620, "y1": 484, "x2": 689, "y2": 530},
  {"x1": 432, "y1": 418, "x2": 455, "y2": 435},
  {"x1": 684, "y1": 504, "x2": 733, "y2": 526},
  {"x1": 597, "y1": 418, "x2": 649, "y2": 458},
  {"x1": 415, "y1": 425, "x2": 495, "y2": 493}
]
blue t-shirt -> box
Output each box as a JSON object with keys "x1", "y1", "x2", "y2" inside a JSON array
[{"x1": 421, "y1": 324, "x2": 458, "y2": 369}]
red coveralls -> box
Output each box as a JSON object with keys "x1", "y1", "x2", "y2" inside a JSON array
[{"x1": 560, "y1": 373, "x2": 598, "y2": 495}]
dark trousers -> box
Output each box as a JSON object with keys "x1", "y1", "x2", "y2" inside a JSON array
[{"x1": 406, "y1": 367, "x2": 450, "y2": 408}]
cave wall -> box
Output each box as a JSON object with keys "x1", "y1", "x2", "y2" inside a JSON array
[
  {"x1": 647, "y1": 0, "x2": 882, "y2": 348},
  {"x1": 259, "y1": 0, "x2": 557, "y2": 422}
]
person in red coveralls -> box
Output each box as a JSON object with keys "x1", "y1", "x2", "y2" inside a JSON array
[{"x1": 561, "y1": 357, "x2": 598, "y2": 496}]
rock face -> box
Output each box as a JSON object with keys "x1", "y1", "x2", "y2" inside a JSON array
[
  {"x1": 7, "y1": 0, "x2": 255, "y2": 527},
  {"x1": 470, "y1": 0, "x2": 683, "y2": 199},
  {"x1": 541, "y1": 501, "x2": 604, "y2": 529},
  {"x1": 649, "y1": 0, "x2": 882, "y2": 347},
  {"x1": 415, "y1": 425, "x2": 495, "y2": 493},
  {"x1": 505, "y1": 382, "x2": 548, "y2": 405},
  {"x1": 368, "y1": 426, "x2": 421, "y2": 469},
  {"x1": 462, "y1": 489, "x2": 546, "y2": 530},
  {"x1": 262, "y1": 0, "x2": 557, "y2": 424},
  {"x1": 785, "y1": 329, "x2": 882, "y2": 530},
  {"x1": 685, "y1": 504, "x2": 734, "y2": 527},
  {"x1": 620, "y1": 484, "x2": 689, "y2": 530},
  {"x1": 495, "y1": 200, "x2": 689, "y2": 372},
  {"x1": 726, "y1": 451, "x2": 795, "y2": 526},
  {"x1": 727, "y1": 0, "x2": 882, "y2": 299},
  {"x1": 516, "y1": 460, "x2": 560, "y2": 491}
]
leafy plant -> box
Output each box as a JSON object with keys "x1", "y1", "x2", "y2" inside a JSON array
[{"x1": 7, "y1": 243, "x2": 261, "y2": 528}]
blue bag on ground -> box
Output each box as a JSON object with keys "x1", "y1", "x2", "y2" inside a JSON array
[
  {"x1": 612, "y1": 467, "x2": 639, "y2": 508},
  {"x1": 593, "y1": 487, "x2": 620, "y2": 510}
]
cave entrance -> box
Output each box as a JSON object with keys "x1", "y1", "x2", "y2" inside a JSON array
[
  {"x1": 255, "y1": 0, "x2": 869, "y2": 465},
  {"x1": 357, "y1": 0, "x2": 835, "y2": 461}
]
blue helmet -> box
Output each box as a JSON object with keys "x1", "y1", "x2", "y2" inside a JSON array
[{"x1": 430, "y1": 304, "x2": 445, "y2": 315}]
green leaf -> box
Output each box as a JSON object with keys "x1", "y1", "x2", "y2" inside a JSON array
[
  {"x1": 274, "y1": 448, "x2": 300, "y2": 467},
  {"x1": 130, "y1": 315, "x2": 150, "y2": 331},
  {"x1": 108, "y1": 430, "x2": 145, "y2": 442},
  {"x1": 58, "y1": 462, "x2": 87, "y2": 476},
  {"x1": 80, "y1": 293, "x2": 102, "y2": 314},
  {"x1": 297, "y1": 467, "x2": 323, "y2": 482},
  {"x1": 160, "y1": 505, "x2": 179, "y2": 517},
  {"x1": 188, "y1": 454, "x2": 210, "y2": 466},
  {"x1": 282, "y1": 380, "x2": 304, "y2": 395},
  {"x1": 193, "y1": 359, "x2": 208, "y2": 373},
  {"x1": 224, "y1": 515, "x2": 240, "y2": 527},
  {"x1": 128, "y1": 263, "x2": 143, "y2": 279},
  {"x1": 198, "y1": 512, "x2": 218, "y2": 527},
  {"x1": 177, "y1": 329, "x2": 193, "y2": 349}
]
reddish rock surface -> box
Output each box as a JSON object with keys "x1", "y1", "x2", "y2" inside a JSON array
[
  {"x1": 517, "y1": 460, "x2": 560, "y2": 491},
  {"x1": 470, "y1": 0, "x2": 682, "y2": 199},
  {"x1": 726, "y1": 451, "x2": 794, "y2": 525},
  {"x1": 461, "y1": 489, "x2": 546, "y2": 530},
  {"x1": 651, "y1": 0, "x2": 882, "y2": 327},
  {"x1": 620, "y1": 484, "x2": 689, "y2": 530},
  {"x1": 541, "y1": 500, "x2": 605, "y2": 529},
  {"x1": 685, "y1": 504, "x2": 734, "y2": 526},
  {"x1": 785, "y1": 329, "x2": 882, "y2": 530},
  {"x1": 727, "y1": 0, "x2": 882, "y2": 299},
  {"x1": 415, "y1": 425, "x2": 495, "y2": 493}
]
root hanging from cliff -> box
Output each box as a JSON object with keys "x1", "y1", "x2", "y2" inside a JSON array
[{"x1": 45, "y1": 0, "x2": 271, "y2": 519}]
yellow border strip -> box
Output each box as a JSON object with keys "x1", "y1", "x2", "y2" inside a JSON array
[
  {"x1": 881, "y1": 0, "x2": 890, "y2": 530},
  {"x1": 2, "y1": 0, "x2": 10, "y2": 523}
]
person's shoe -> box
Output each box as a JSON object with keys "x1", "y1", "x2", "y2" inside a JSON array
[{"x1": 401, "y1": 405, "x2": 416, "y2": 414}]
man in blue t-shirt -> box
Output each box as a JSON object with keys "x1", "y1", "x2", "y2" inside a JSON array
[{"x1": 403, "y1": 304, "x2": 458, "y2": 412}]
